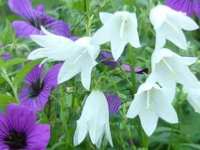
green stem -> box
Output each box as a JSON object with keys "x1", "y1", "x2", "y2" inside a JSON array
[{"x1": 0, "y1": 68, "x2": 19, "y2": 102}]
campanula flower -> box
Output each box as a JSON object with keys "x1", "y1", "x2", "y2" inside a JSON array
[
  {"x1": 74, "y1": 91, "x2": 113, "y2": 148},
  {"x1": 127, "y1": 80, "x2": 178, "y2": 136},
  {"x1": 92, "y1": 11, "x2": 141, "y2": 60},
  {"x1": 150, "y1": 5, "x2": 198, "y2": 49},
  {"x1": 28, "y1": 28, "x2": 100, "y2": 90}
]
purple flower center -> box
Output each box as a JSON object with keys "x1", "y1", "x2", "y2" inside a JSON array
[
  {"x1": 29, "y1": 79, "x2": 44, "y2": 98},
  {"x1": 4, "y1": 130, "x2": 27, "y2": 149}
]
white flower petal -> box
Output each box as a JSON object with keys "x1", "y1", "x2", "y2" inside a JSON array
[
  {"x1": 73, "y1": 119, "x2": 88, "y2": 146},
  {"x1": 168, "y1": 12, "x2": 199, "y2": 31},
  {"x1": 139, "y1": 109, "x2": 158, "y2": 136},
  {"x1": 110, "y1": 37, "x2": 126, "y2": 61},
  {"x1": 163, "y1": 23, "x2": 187, "y2": 50},
  {"x1": 81, "y1": 58, "x2": 97, "y2": 90},
  {"x1": 155, "y1": 31, "x2": 166, "y2": 50},
  {"x1": 186, "y1": 88, "x2": 200, "y2": 113},
  {"x1": 88, "y1": 120, "x2": 104, "y2": 147},
  {"x1": 128, "y1": 13, "x2": 141, "y2": 48},
  {"x1": 105, "y1": 124, "x2": 113, "y2": 147},
  {"x1": 127, "y1": 94, "x2": 146, "y2": 118},
  {"x1": 75, "y1": 91, "x2": 112, "y2": 147},
  {"x1": 150, "y1": 5, "x2": 168, "y2": 29},
  {"x1": 92, "y1": 23, "x2": 111, "y2": 45},
  {"x1": 152, "y1": 89, "x2": 178, "y2": 123},
  {"x1": 180, "y1": 57, "x2": 197, "y2": 66},
  {"x1": 58, "y1": 61, "x2": 81, "y2": 84},
  {"x1": 28, "y1": 48, "x2": 67, "y2": 61},
  {"x1": 99, "y1": 12, "x2": 113, "y2": 24},
  {"x1": 169, "y1": 57, "x2": 200, "y2": 88}
]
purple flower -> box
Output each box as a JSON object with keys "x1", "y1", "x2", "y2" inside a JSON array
[
  {"x1": 1, "y1": 52, "x2": 12, "y2": 61},
  {"x1": 8, "y1": 0, "x2": 71, "y2": 38},
  {"x1": 106, "y1": 94, "x2": 121, "y2": 114},
  {"x1": 134, "y1": 67, "x2": 148, "y2": 74},
  {"x1": 165, "y1": 0, "x2": 200, "y2": 17},
  {"x1": 19, "y1": 64, "x2": 62, "y2": 112},
  {"x1": 98, "y1": 51, "x2": 119, "y2": 68},
  {"x1": 121, "y1": 64, "x2": 132, "y2": 72},
  {"x1": 0, "y1": 104, "x2": 50, "y2": 149}
]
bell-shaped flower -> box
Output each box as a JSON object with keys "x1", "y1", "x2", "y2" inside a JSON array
[
  {"x1": 151, "y1": 48, "x2": 200, "y2": 89},
  {"x1": 74, "y1": 91, "x2": 113, "y2": 148},
  {"x1": 92, "y1": 11, "x2": 141, "y2": 61},
  {"x1": 127, "y1": 80, "x2": 178, "y2": 136},
  {"x1": 150, "y1": 5, "x2": 198, "y2": 49},
  {"x1": 28, "y1": 27, "x2": 100, "y2": 90}
]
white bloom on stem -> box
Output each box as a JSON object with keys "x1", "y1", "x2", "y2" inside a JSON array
[
  {"x1": 150, "y1": 5, "x2": 198, "y2": 50},
  {"x1": 74, "y1": 91, "x2": 113, "y2": 148},
  {"x1": 28, "y1": 27, "x2": 100, "y2": 90},
  {"x1": 92, "y1": 11, "x2": 141, "y2": 61},
  {"x1": 127, "y1": 80, "x2": 178, "y2": 136},
  {"x1": 151, "y1": 48, "x2": 200, "y2": 89}
]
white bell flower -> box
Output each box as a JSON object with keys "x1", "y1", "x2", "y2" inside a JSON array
[
  {"x1": 74, "y1": 91, "x2": 113, "y2": 148},
  {"x1": 92, "y1": 11, "x2": 141, "y2": 60},
  {"x1": 150, "y1": 5, "x2": 198, "y2": 50},
  {"x1": 151, "y1": 48, "x2": 200, "y2": 89},
  {"x1": 127, "y1": 80, "x2": 178, "y2": 136},
  {"x1": 28, "y1": 27, "x2": 100, "y2": 90}
]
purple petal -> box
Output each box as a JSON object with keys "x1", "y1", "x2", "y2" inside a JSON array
[
  {"x1": 0, "y1": 144, "x2": 9, "y2": 150},
  {"x1": 5, "y1": 104, "x2": 36, "y2": 133},
  {"x1": 35, "y1": 4, "x2": 45, "y2": 13},
  {"x1": 106, "y1": 94, "x2": 121, "y2": 114},
  {"x1": 70, "y1": 35, "x2": 78, "y2": 41},
  {"x1": 121, "y1": 64, "x2": 132, "y2": 72},
  {"x1": 25, "y1": 65, "x2": 43, "y2": 85},
  {"x1": 12, "y1": 21, "x2": 41, "y2": 38},
  {"x1": 98, "y1": 51, "x2": 119, "y2": 68},
  {"x1": 0, "y1": 114, "x2": 10, "y2": 149},
  {"x1": 19, "y1": 87, "x2": 51, "y2": 112},
  {"x1": 0, "y1": 114, "x2": 9, "y2": 139},
  {"x1": 44, "y1": 63, "x2": 62, "y2": 88},
  {"x1": 44, "y1": 18, "x2": 71, "y2": 37},
  {"x1": 165, "y1": 0, "x2": 194, "y2": 16},
  {"x1": 1, "y1": 52, "x2": 12, "y2": 61},
  {"x1": 8, "y1": 0, "x2": 36, "y2": 20},
  {"x1": 193, "y1": 0, "x2": 200, "y2": 18},
  {"x1": 27, "y1": 124, "x2": 50, "y2": 149},
  {"x1": 134, "y1": 67, "x2": 148, "y2": 74}
]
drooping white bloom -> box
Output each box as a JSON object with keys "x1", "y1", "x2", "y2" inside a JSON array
[
  {"x1": 74, "y1": 91, "x2": 113, "y2": 148},
  {"x1": 28, "y1": 27, "x2": 100, "y2": 90},
  {"x1": 127, "y1": 80, "x2": 178, "y2": 136},
  {"x1": 150, "y1": 5, "x2": 198, "y2": 50},
  {"x1": 151, "y1": 48, "x2": 200, "y2": 89},
  {"x1": 92, "y1": 11, "x2": 141, "y2": 60}
]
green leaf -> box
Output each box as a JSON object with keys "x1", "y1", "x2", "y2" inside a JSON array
[
  {"x1": 0, "y1": 20, "x2": 15, "y2": 45},
  {"x1": 0, "y1": 58, "x2": 26, "y2": 68},
  {"x1": 0, "y1": 94, "x2": 17, "y2": 110}
]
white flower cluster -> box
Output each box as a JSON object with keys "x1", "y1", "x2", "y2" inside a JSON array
[{"x1": 27, "y1": 4, "x2": 200, "y2": 148}]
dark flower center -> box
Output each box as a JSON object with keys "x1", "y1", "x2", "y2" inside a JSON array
[
  {"x1": 30, "y1": 19, "x2": 41, "y2": 29},
  {"x1": 30, "y1": 79, "x2": 44, "y2": 98},
  {"x1": 4, "y1": 130, "x2": 27, "y2": 149}
]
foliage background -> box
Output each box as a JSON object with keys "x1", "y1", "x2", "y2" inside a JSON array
[{"x1": 1, "y1": 0, "x2": 200, "y2": 149}]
